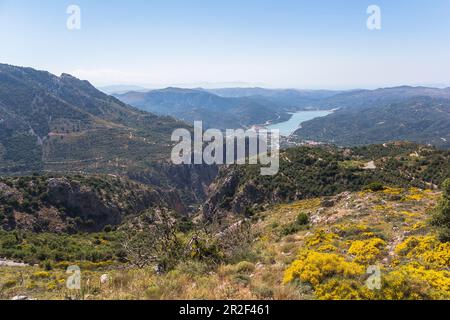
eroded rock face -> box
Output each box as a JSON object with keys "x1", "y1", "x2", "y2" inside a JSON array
[
  {"x1": 202, "y1": 169, "x2": 241, "y2": 219},
  {"x1": 0, "y1": 182, "x2": 21, "y2": 202},
  {"x1": 202, "y1": 167, "x2": 300, "y2": 220},
  {"x1": 0, "y1": 175, "x2": 169, "y2": 233},
  {"x1": 128, "y1": 163, "x2": 219, "y2": 208},
  {"x1": 47, "y1": 177, "x2": 123, "y2": 230}
]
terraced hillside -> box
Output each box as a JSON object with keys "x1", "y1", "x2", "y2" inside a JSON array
[
  {"x1": 0, "y1": 64, "x2": 217, "y2": 206},
  {"x1": 0, "y1": 64, "x2": 186, "y2": 174}
]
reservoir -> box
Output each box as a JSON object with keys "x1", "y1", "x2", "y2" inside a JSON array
[{"x1": 267, "y1": 110, "x2": 333, "y2": 137}]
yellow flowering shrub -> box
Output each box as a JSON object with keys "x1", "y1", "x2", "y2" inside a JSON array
[
  {"x1": 31, "y1": 271, "x2": 52, "y2": 279},
  {"x1": 395, "y1": 236, "x2": 450, "y2": 268},
  {"x1": 46, "y1": 280, "x2": 58, "y2": 291},
  {"x1": 383, "y1": 187, "x2": 403, "y2": 196},
  {"x1": 360, "y1": 232, "x2": 377, "y2": 239},
  {"x1": 283, "y1": 250, "x2": 364, "y2": 287},
  {"x1": 401, "y1": 210, "x2": 419, "y2": 218},
  {"x1": 305, "y1": 229, "x2": 338, "y2": 247},
  {"x1": 410, "y1": 222, "x2": 426, "y2": 231},
  {"x1": 348, "y1": 238, "x2": 386, "y2": 264},
  {"x1": 403, "y1": 188, "x2": 426, "y2": 201},
  {"x1": 380, "y1": 264, "x2": 450, "y2": 300},
  {"x1": 409, "y1": 194, "x2": 425, "y2": 201},
  {"x1": 315, "y1": 278, "x2": 375, "y2": 300},
  {"x1": 317, "y1": 244, "x2": 338, "y2": 253}
]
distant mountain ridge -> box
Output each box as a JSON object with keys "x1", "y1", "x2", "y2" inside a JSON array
[
  {"x1": 114, "y1": 87, "x2": 292, "y2": 129},
  {"x1": 309, "y1": 86, "x2": 450, "y2": 110},
  {"x1": 203, "y1": 87, "x2": 340, "y2": 100},
  {"x1": 294, "y1": 89, "x2": 450, "y2": 148},
  {"x1": 1, "y1": 62, "x2": 449, "y2": 181},
  {"x1": 98, "y1": 85, "x2": 149, "y2": 95},
  {"x1": 114, "y1": 87, "x2": 338, "y2": 129},
  {"x1": 115, "y1": 85, "x2": 450, "y2": 149}
]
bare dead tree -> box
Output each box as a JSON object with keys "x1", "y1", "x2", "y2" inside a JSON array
[
  {"x1": 121, "y1": 209, "x2": 183, "y2": 271},
  {"x1": 185, "y1": 218, "x2": 255, "y2": 264},
  {"x1": 215, "y1": 219, "x2": 254, "y2": 261}
]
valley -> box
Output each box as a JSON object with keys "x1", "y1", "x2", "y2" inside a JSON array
[
  {"x1": 1, "y1": 0, "x2": 450, "y2": 308},
  {"x1": 266, "y1": 110, "x2": 334, "y2": 137},
  {"x1": 114, "y1": 85, "x2": 450, "y2": 149}
]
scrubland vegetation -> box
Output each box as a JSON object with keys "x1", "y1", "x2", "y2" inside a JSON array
[
  {"x1": 1, "y1": 181, "x2": 448, "y2": 300},
  {"x1": 1, "y1": 141, "x2": 448, "y2": 300}
]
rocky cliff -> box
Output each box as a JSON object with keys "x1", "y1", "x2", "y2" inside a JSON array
[{"x1": 0, "y1": 175, "x2": 172, "y2": 233}]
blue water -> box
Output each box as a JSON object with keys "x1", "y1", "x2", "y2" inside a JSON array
[{"x1": 267, "y1": 110, "x2": 333, "y2": 137}]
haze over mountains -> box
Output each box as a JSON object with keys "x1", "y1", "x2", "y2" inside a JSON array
[
  {"x1": 113, "y1": 87, "x2": 341, "y2": 129},
  {"x1": 99, "y1": 85, "x2": 149, "y2": 95},
  {"x1": 115, "y1": 88, "x2": 282, "y2": 129}
]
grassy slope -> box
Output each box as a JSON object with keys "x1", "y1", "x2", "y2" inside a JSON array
[{"x1": 1, "y1": 186, "x2": 448, "y2": 300}]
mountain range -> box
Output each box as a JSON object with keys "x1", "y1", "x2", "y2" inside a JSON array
[
  {"x1": 115, "y1": 84, "x2": 450, "y2": 148},
  {"x1": 1, "y1": 63, "x2": 450, "y2": 211},
  {"x1": 114, "y1": 88, "x2": 289, "y2": 129},
  {"x1": 294, "y1": 87, "x2": 450, "y2": 148},
  {"x1": 113, "y1": 87, "x2": 340, "y2": 129}
]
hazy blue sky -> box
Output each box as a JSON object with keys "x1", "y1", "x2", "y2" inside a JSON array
[{"x1": 1, "y1": 0, "x2": 449, "y2": 89}]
